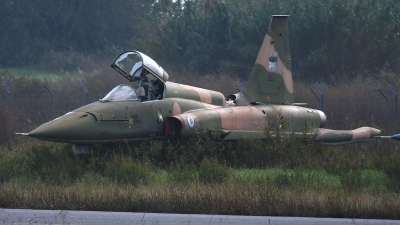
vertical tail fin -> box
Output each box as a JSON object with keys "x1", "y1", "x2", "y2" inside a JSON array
[{"x1": 243, "y1": 15, "x2": 293, "y2": 104}]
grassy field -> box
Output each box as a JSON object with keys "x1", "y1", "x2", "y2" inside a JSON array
[
  {"x1": 0, "y1": 68, "x2": 82, "y2": 82},
  {"x1": 1, "y1": 171, "x2": 399, "y2": 218},
  {"x1": 1, "y1": 138, "x2": 400, "y2": 219}
]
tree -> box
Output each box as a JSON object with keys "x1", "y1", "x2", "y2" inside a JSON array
[
  {"x1": 0, "y1": 0, "x2": 153, "y2": 69},
  {"x1": 137, "y1": 0, "x2": 400, "y2": 80}
]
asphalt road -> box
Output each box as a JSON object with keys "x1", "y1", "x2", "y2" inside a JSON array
[{"x1": 1, "y1": 209, "x2": 400, "y2": 225}]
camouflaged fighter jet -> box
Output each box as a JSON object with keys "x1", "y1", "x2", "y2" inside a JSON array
[{"x1": 18, "y1": 15, "x2": 400, "y2": 153}]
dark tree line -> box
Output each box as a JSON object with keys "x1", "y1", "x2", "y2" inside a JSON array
[
  {"x1": 1, "y1": 0, "x2": 400, "y2": 81},
  {"x1": 0, "y1": 0, "x2": 151, "y2": 67},
  {"x1": 140, "y1": 0, "x2": 400, "y2": 80}
]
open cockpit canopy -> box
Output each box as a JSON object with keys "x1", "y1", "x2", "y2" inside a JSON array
[{"x1": 111, "y1": 51, "x2": 169, "y2": 83}]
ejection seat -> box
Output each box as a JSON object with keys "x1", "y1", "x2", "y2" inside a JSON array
[{"x1": 136, "y1": 87, "x2": 147, "y2": 102}]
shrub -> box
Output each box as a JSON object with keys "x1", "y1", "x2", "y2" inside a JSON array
[
  {"x1": 106, "y1": 157, "x2": 151, "y2": 185},
  {"x1": 198, "y1": 158, "x2": 231, "y2": 184},
  {"x1": 23, "y1": 142, "x2": 84, "y2": 184},
  {"x1": 0, "y1": 150, "x2": 23, "y2": 182},
  {"x1": 382, "y1": 154, "x2": 400, "y2": 192},
  {"x1": 167, "y1": 163, "x2": 198, "y2": 184}
]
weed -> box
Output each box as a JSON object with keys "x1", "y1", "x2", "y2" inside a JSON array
[
  {"x1": 106, "y1": 157, "x2": 151, "y2": 185},
  {"x1": 198, "y1": 158, "x2": 231, "y2": 184},
  {"x1": 0, "y1": 150, "x2": 23, "y2": 182},
  {"x1": 167, "y1": 163, "x2": 198, "y2": 184}
]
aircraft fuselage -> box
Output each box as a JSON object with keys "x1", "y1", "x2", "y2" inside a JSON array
[{"x1": 28, "y1": 88, "x2": 326, "y2": 144}]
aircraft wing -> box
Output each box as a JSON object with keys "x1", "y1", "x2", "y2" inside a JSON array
[
  {"x1": 219, "y1": 130, "x2": 315, "y2": 141},
  {"x1": 222, "y1": 126, "x2": 400, "y2": 144},
  {"x1": 314, "y1": 127, "x2": 400, "y2": 145},
  {"x1": 220, "y1": 127, "x2": 400, "y2": 145}
]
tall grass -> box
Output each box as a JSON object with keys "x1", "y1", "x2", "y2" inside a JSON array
[
  {"x1": 2, "y1": 176, "x2": 400, "y2": 218},
  {"x1": 1, "y1": 136, "x2": 400, "y2": 218}
]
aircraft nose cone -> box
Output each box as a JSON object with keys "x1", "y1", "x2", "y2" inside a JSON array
[
  {"x1": 29, "y1": 122, "x2": 67, "y2": 141},
  {"x1": 28, "y1": 112, "x2": 96, "y2": 142}
]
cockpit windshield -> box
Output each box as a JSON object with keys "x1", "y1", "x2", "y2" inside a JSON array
[{"x1": 101, "y1": 85, "x2": 138, "y2": 102}]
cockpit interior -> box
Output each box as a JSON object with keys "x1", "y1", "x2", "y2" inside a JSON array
[
  {"x1": 105, "y1": 50, "x2": 167, "y2": 102},
  {"x1": 101, "y1": 71, "x2": 165, "y2": 102}
]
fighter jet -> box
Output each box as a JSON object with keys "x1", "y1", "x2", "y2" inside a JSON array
[{"x1": 17, "y1": 15, "x2": 400, "y2": 154}]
